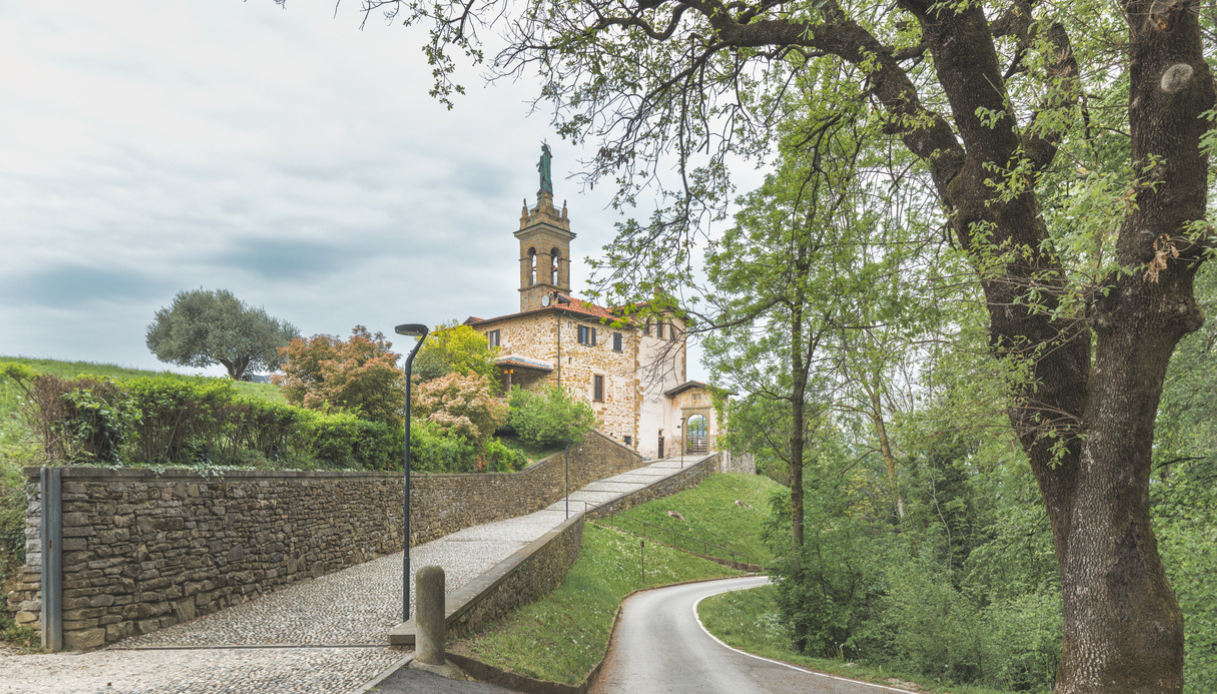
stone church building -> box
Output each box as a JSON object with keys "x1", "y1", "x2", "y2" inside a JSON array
[{"x1": 464, "y1": 153, "x2": 723, "y2": 460}]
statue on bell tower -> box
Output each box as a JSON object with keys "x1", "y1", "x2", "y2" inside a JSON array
[{"x1": 537, "y1": 143, "x2": 553, "y2": 194}]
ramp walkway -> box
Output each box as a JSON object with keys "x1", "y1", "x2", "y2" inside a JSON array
[{"x1": 0, "y1": 456, "x2": 712, "y2": 694}]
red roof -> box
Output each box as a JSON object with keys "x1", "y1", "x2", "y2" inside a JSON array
[{"x1": 467, "y1": 295, "x2": 636, "y2": 328}]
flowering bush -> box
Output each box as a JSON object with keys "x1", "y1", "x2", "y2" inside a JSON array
[
  {"x1": 275, "y1": 326, "x2": 404, "y2": 425},
  {"x1": 413, "y1": 372, "x2": 507, "y2": 445}
]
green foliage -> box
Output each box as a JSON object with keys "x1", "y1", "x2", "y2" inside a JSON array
[
  {"x1": 410, "y1": 420, "x2": 481, "y2": 473},
  {"x1": 304, "y1": 410, "x2": 401, "y2": 471},
  {"x1": 1154, "y1": 461, "x2": 1217, "y2": 693},
  {"x1": 482, "y1": 436, "x2": 528, "y2": 472},
  {"x1": 145, "y1": 288, "x2": 297, "y2": 380},
  {"x1": 125, "y1": 376, "x2": 235, "y2": 464},
  {"x1": 506, "y1": 385, "x2": 596, "y2": 447},
  {"x1": 413, "y1": 321, "x2": 499, "y2": 382},
  {"x1": 276, "y1": 326, "x2": 405, "y2": 425}
]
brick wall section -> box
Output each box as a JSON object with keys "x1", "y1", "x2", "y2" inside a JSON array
[{"x1": 6, "y1": 431, "x2": 642, "y2": 650}]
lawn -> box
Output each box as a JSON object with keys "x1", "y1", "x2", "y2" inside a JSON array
[{"x1": 597, "y1": 472, "x2": 781, "y2": 566}]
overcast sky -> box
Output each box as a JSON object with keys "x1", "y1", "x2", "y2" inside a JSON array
[{"x1": 0, "y1": 1, "x2": 723, "y2": 381}]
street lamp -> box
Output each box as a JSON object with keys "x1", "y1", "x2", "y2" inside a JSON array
[
  {"x1": 679, "y1": 417, "x2": 686, "y2": 468},
  {"x1": 395, "y1": 322, "x2": 429, "y2": 623}
]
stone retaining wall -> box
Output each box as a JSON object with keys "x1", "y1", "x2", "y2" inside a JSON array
[
  {"x1": 6, "y1": 432, "x2": 643, "y2": 650},
  {"x1": 586, "y1": 453, "x2": 721, "y2": 520},
  {"x1": 390, "y1": 454, "x2": 723, "y2": 648}
]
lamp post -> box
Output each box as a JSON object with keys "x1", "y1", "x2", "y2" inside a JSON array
[
  {"x1": 679, "y1": 417, "x2": 686, "y2": 468},
  {"x1": 395, "y1": 322, "x2": 429, "y2": 623}
]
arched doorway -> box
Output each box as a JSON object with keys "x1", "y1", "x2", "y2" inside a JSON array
[{"x1": 686, "y1": 414, "x2": 708, "y2": 453}]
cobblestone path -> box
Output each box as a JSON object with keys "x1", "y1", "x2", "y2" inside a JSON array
[{"x1": 0, "y1": 458, "x2": 700, "y2": 694}]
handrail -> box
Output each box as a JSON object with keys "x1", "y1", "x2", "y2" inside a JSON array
[{"x1": 604, "y1": 512, "x2": 754, "y2": 563}]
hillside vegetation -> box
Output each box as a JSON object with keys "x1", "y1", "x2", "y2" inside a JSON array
[{"x1": 452, "y1": 473, "x2": 775, "y2": 685}]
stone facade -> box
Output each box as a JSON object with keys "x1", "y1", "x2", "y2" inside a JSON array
[
  {"x1": 6, "y1": 432, "x2": 643, "y2": 650},
  {"x1": 469, "y1": 172, "x2": 729, "y2": 460}
]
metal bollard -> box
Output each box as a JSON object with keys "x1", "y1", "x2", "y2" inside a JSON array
[{"x1": 415, "y1": 565, "x2": 446, "y2": 666}]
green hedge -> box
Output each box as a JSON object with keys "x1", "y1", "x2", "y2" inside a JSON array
[{"x1": 1, "y1": 369, "x2": 535, "y2": 473}]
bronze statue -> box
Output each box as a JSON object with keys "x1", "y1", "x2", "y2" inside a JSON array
[{"x1": 537, "y1": 143, "x2": 553, "y2": 194}]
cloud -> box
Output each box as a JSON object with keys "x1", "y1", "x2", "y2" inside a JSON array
[{"x1": 0, "y1": 264, "x2": 170, "y2": 310}]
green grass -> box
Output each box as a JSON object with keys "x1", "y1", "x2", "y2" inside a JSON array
[
  {"x1": 452, "y1": 522, "x2": 743, "y2": 684},
  {"x1": 598, "y1": 472, "x2": 780, "y2": 566},
  {"x1": 698, "y1": 584, "x2": 1019, "y2": 694}
]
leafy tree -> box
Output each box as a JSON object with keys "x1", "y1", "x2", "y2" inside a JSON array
[
  {"x1": 146, "y1": 288, "x2": 298, "y2": 380},
  {"x1": 507, "y1": 385, "x2": 596, "y2": 447},
  {"x1": 352, "y1": 0, "x2": 1217, "y2": 685},
  {"x1": 274, "y1": 326, "x2": 404, "y2": 425},
  {"x1": 413, "y1": 321, "x2": 500, "y2": 383}
]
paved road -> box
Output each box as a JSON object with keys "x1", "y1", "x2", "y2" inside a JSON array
[{"x1": 590, "y1": 577, "x2": 915, "y2": 694}]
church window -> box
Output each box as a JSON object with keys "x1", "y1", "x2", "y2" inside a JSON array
[
  {"x1": 613, "y1": 332, "x2": 623, "y2": 352},
  {"x1": 528, "y1": 248, "x2": 537, "y2": 286},
  {"x1": 593, "y1": 374, "x2": 604, "y2": 402},
  {"x1": 487, "y1": 330, "x2": 500, "y2": 348},
  {"x1": 551, "y1": 248, "x2": 561, "y2": 285},
  {"x1": 655, "y1": 322, "x2": 664, "y2": 339},
  {"x1": 578, "y1": 325, "x2": 597, "y2": 346}
]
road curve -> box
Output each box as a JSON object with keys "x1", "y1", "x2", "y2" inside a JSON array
[{"x1": 590, "y1": 576, "x2": 915, "y2": 694}]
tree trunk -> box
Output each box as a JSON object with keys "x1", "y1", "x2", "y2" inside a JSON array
[{"x1": 896, "y1": 1, "x2": 1213, "y2": 690}]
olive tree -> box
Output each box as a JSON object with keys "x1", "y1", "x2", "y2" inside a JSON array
[{"x1": 146, "y1": 288, "x2": 298, "y2": 380}]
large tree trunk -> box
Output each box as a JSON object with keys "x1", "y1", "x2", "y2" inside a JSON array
[{"x1": 896, "y1": 1, "x2": 1213, "y2": 690}]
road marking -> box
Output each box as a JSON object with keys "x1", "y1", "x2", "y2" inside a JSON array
[{"x1": 691, "y1": 581, "x2": 919, "y2": 694}]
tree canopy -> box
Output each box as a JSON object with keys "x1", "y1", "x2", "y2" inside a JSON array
[
  {"x1": 145, "y1": 288, "x2": 298, "y2": 380},
  {"x1": 274, "y1": 325, "x2": 404, "y2": 425},
  {"x1": 413, "y1": 321, "x2": 500, "y2": 383}
]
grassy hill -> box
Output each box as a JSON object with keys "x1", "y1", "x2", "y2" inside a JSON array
[
  {"x1": 0, "y1": 356, "x2": 284, "y2": 424},
  {"x1": 597, "y1": 471, "x2": 781, "y2": 566}
]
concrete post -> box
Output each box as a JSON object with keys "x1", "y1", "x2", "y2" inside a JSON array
[{"x1": 415, "y1": 565, "x2": 446, "y2": 666}]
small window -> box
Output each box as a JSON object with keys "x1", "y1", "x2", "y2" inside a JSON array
[
  {"x1": 487, "y1": 330, "x2": 500, "y2": 348},
  {"x1": 578, "y1": 325, "x2": 597, "y2": 346},
  {"x1": 593, "y1": 375, "x2": 605, "y2": 402},
  {"x1": 613, "y1": 332, "x2": 623, "y2": 352},
  {"x1": 655, "y1": 322, "x2": 664, "y2": 339},
  {"x1": 669, "y1": 323, "x2": 679, "y2": 342},
  {"x1": 624, "y1": 435, "x2": 632, "y2": 447},
  {"x1": 643, "y1": 320, "x2": 651, "y2": 336}
]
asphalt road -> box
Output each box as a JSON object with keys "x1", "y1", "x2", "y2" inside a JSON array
[{"x1": 590, "y1": 576, "x2": 916, "y2": 694}]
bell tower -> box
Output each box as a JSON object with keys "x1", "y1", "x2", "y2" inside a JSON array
[{"x1": 516, "y1": 144, "x2": 575, "y2": 312}]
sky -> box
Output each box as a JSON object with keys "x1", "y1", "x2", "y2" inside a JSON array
[{"x1": 0, "y1": 0, "x2": 716, "y2": 381}]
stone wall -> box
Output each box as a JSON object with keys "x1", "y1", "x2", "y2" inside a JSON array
[
  {"x1": 7, "y1": 431, "x2": 643, "y2": 650},
  {"x1": 586, "y1": 453, "x2": 721, "y2": 521}
]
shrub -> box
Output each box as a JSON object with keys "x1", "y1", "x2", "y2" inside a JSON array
[
  {"x1": 304, "y1": 411, "x2": 401, "y2": 470},
  {"x1": 276, "y1": 326, "x2": 404, "y2": 425},
  {"x1": 125, "y1": 376, "x2": 234, "y2": 464},
  {"x1": 414, "y1": 372, "x2": 508, "y2": 445},
  {"x1": 507, "y1": 385, "x2": 596, "y2": 447},
  {"x1": 410, "y1": 420, "x2": 481, "y2": 473},
  {"x1": 223, "y1": 398, "x2": 306, "y2": 462},
  {"x1": 3, "y1": 369, "x2": 135, "y2": 464},
  {"x1": 483, "y1": 437, "x2": 529, "y2": 472}
]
